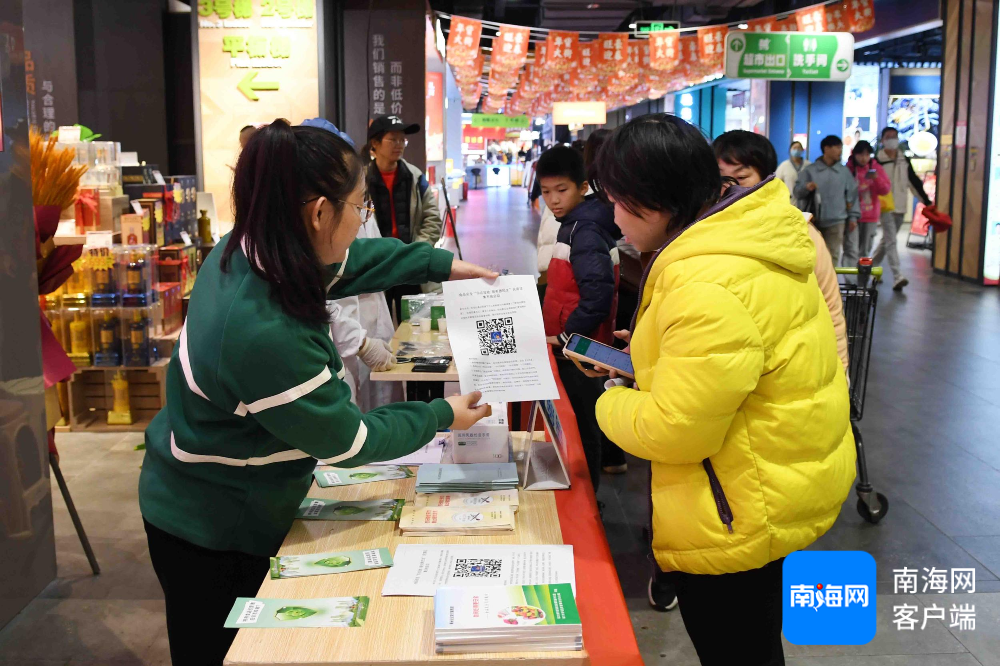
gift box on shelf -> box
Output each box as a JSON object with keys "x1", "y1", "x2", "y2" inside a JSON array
[
  {"x1": 121, "y1": 211, "x2": 150, "y2": 246},
  {"x1": 92, "y1": 307, "x2": 123, "y2": 367},
  {"x1": 121, "y1": 164, "x2": 157, "y2": 185},
  {"x1": 134, "y1": 198, "x2": 165, "y2": 247},
  {"x1": 83, "y1": 246, "x2": 121, "y2": 307},
  {"x1": 125, "y1": 183, "x2": 179, "y2": 243},
  {"x1": 166, "y1": 175, "x2": 197, "y2": 229},
  {"x1": 63, "y1": 306, "x2": 93, "y2": 367},
  {"x1": 153, "y1": 282, "x2": 183, "y2": 336},
  {"x1": 159, "y1": 243, "x2": 197, "y2": 295},
  {"x1": 74, "y1": 188, "x2": 101, "y2": 233},
  {"x1": 122, "y1": 307, "x2": 155, "y2": 367},
  {"x1": 118, "y1": 246, "x2": 156, "y2": 307},
  {"x1": 98, "y1": 193, "x2": 129, "y2": 234}
]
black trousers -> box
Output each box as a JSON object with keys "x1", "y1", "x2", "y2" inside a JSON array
[
  {"x1": 669, "y1": 558, "x2": 786, "y2": 666},
  {"x1": 556, "y1": 359, "x2": 615, "y2": 492},
  {"x1": 145, "y1": 519, "x2": 270, "y2": 666}
]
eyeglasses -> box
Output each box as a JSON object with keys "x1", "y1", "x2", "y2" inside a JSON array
[
  {"x1": 301, "y1": 197, "x2": 375, "y2": 222},
  {"x1": 384, "y1": 137, "x2": 408, "y2": 147}
]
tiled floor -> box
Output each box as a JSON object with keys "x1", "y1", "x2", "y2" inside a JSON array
[{"x1": 2, "y1": 186, "x2": 1000, "y2": 665}]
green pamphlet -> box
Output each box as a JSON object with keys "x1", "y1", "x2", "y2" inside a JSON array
[
  {"x1": 224, "y1": 596, "x2": 369, "y2": 628},
  {"x1": 270, "y1": 548, "x2": 394, "y2": 579},
  {"x1": 314, "y1": 465, "x2": 413, "y2": 488},
  {"x1": 296, "y1": 498, "x2": 404, "y2": 521}
]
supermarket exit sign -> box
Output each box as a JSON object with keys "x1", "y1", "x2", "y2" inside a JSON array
[
  {"x1": 633, "y1": 20, "x2": 680, "y2": 38},
  {"x1": 725, "y1": 32, "x2": 854, "y2": 81}
]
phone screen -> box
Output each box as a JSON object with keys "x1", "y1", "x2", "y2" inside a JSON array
[{"x1": 565, "y1": 334, "x2": 634, "y2": 377}]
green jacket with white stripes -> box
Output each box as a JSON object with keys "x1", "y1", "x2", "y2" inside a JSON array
[{"x1": 138, "y1": 235, "x2": 455, "y2": 556}]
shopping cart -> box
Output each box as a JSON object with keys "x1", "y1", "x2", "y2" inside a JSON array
[{"x1": 836, "y1": 260, "x2": 888, "y2": 524}]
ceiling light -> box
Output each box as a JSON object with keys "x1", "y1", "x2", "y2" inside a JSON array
[
  {"x1": 738, "y1": 23, "x2": 749, "y2": 29},
  {"x1": 628, "y1": 23, "x2": 637, "y2": 28},
  {"x1": 587, "y1": 3, "x2": 600, "y2": 7}
]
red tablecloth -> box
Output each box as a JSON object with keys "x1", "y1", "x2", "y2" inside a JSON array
[{"x1": 542, "y1": 351, "x2": 646, "y2": 666}]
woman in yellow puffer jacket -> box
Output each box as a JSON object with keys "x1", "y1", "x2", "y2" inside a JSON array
[{"x1": 592, "y1": 115, "x2": 856, "y2": 666}]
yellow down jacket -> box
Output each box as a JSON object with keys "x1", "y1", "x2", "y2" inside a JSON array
[{"x1": 596, "y1": 177, "x2": 855, "y2": 575}]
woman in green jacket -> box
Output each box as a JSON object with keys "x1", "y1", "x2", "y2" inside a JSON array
[{"x1": 139, "y1": 120, "x2": 494, "y2": 665}]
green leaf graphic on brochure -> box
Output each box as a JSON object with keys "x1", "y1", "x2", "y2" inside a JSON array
[
  {"x1": 275, "y1": 606, "x2": 319, "y2": 622},
  {"x1": 315, "y1": 556, "x2": 352, "y2": 568}
]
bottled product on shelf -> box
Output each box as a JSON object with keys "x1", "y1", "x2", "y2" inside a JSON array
[
  {"x1": 124, "y1": 308, "x2": 153, "y2": 366},
  {"x1": 65, "y1": 307, "x2": 93, "y2": 367},
  {"x1": 93, "y1": 308, "x2": 122, "y2": 367}
]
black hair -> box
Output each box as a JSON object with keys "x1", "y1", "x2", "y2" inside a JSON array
[
  {"x1": 847, "y1": 140, "x2": 875, "y2": 171},
  {"x1": 820, "y1": 135, "x2": 843, "y2": 151},
  {"x1": 712, "y1": 130, "x2": 778, "y2": 180},
  {"x1": 584, "y1": 129, "x2": 612, "y2": 174},
  {"x1": 790, "y1": 140, "x2": 803, "y2": 150},
  {"x1": 590, "y1": 113, "x2": 720, "y2": 231},
  {"x1": 221, "y1": 119, "x2": 364, "y2": 327},
  {"x1": 881, "y1": 126, "x2": 899, "y2": 138},
  {"x1": 535, "y1": 145, "x2": 586, "y2": 186},
  {"x1": 240, "y1": 125, "x2": 255, "y2": 133},
  {"x1": 851, "y1": 139, "x2": 874, "y2": 156}
]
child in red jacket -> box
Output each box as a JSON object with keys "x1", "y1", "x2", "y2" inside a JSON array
[{"x1": 537, "y1": 146, "x2": 621, "y2": 493}]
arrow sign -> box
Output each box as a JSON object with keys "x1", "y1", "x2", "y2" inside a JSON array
[{"x1": 238, "y1": 71, "x2": 279, "y2": 101}]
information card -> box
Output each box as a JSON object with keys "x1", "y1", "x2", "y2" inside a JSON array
[{"x1": 442, "y1": 275, "x2": 558, "y2": 403}]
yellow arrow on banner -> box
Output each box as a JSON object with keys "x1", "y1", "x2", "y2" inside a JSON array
[{"x1": 238, "y1": 71, "x2": 279, "y2": 102}]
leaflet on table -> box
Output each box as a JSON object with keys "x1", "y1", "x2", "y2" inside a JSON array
[
  {"x1": 382, "y1": 544, "x2": 576, "y2": 596},
  {"x1": 270, "y1": 548, "x2": 393, "y2": 579},
  {"x1": 442, "y1": 275, "x2": 559, "y2": 404},
  {"x1": 435, "y1": 583, "x2": 581, "y2": 630},
  {"x1": 224, "y1": 596, "x2": 368, "y2": 628},
  {"x1": 414, "y1": 490, "x2": 519, "y2": 509},
  {"x1": 295, "y1": 498, "x2": 404, "y2": 521},
  {"x1": 313, "y1": 465, "x2": 413, "y2": 487},
  {"x1": 398, "y1": 504, "x2": 515, "y2": 534},
  {"x1": 369, "y1": 434, "x2": 448, "y2": 466}
]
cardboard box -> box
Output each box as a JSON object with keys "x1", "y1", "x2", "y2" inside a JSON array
[
  {"x1": 121, "y1": 212, "x2": 148, "y2": 246},
  {"x1": 166, "y1": 175, "x2": 197, "y2": 231},
  {"x1": 125, "y1": 183, "x2": 183, "y2": 243},
  {"x1": 98, "y1": 193, "x2": 129, "y2": 234},
  {"x1": 135, "y1": 199, "x2": 165, "y2": 247},
  {"x1": 451, "y1": 402, "x2": 510, "y2": 463},
  {"x1": 121, "y1": 164, "x2": 157, "y2": 185}
]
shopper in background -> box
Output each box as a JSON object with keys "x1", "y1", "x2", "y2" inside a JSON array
[
  {"x1": 239, "y1": 124, "x2": 257, "y2": 149},
  {"x1": 302, "y1": 117, "x2": 402, "y2": 412},
  {"x1": 366, "y1": 114, "x2": 443, "y2": 322},
  {"x1": 794, "y1": 135, "x2": 859, "y2": 263},
  {"x1": 583, "y1": 129, "x2": 628, "y2": 475},
  {"x1": 874, "y1": 126, "x2": 934, "y2": 290},
  {"x1": 715, "y1": 130, "x2": 849, "y2": 376},
  {"x1": 844, "y1": 140, "x2": 891, "y2": 270},
  {"x1": 775, "y1": 140, "x2": 810, "y2": 204},
  {"x1": 537, "y1": 146, "x2": 622, "y2": 495},
  {"x1": 139, "y1": 119, "x2": 496, "y2": 666},
  {"x1": 594, "y1": 114, "x2": 854, "y2": 666}
]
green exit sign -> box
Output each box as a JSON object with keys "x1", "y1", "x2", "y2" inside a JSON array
[{"x1": 633, "y1": 20, "x2": 680, "y2": 38}]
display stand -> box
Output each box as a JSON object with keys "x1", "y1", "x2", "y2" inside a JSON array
[
  {"x1": 520, "y1": 400, "x2": 571, "y2": 490},
  {"x1": 438, "y1": 177, "x2": 463, "y2": 260}
]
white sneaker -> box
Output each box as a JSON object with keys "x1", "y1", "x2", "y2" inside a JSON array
[{"x1": 893, "y1": 276, "x2": 909, "y2": 291}]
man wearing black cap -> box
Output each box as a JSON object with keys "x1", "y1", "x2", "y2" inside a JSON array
[{"x1": 366, "y1": 114, "x2": 443, "y2": 322}]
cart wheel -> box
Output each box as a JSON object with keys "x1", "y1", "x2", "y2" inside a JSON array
[{"x1": 857, "y1": 493, "x2": 888, "y2": 524}]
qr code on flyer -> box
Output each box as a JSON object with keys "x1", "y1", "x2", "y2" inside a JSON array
[
  {"x1": 476, "y1": 317, "x2": 516, "y2": 355},
  {"x1": 453, "y1": 558, "x2": 503, "y2": 578}
]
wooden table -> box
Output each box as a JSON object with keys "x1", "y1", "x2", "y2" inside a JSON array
[
  {"x1": 370, "y1": 321, "x2": 459, "y2": 384},
  {"x1": 225, "y1": 432, "x2": 588, "y2": 666}
]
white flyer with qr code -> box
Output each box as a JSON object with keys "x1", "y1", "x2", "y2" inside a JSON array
[
  {"x1": 381, "y1": 544, "x2": 575, "y2": 596},
  {"x1": 442, "y1": 275, "x2": 559, "y2": 403}
]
